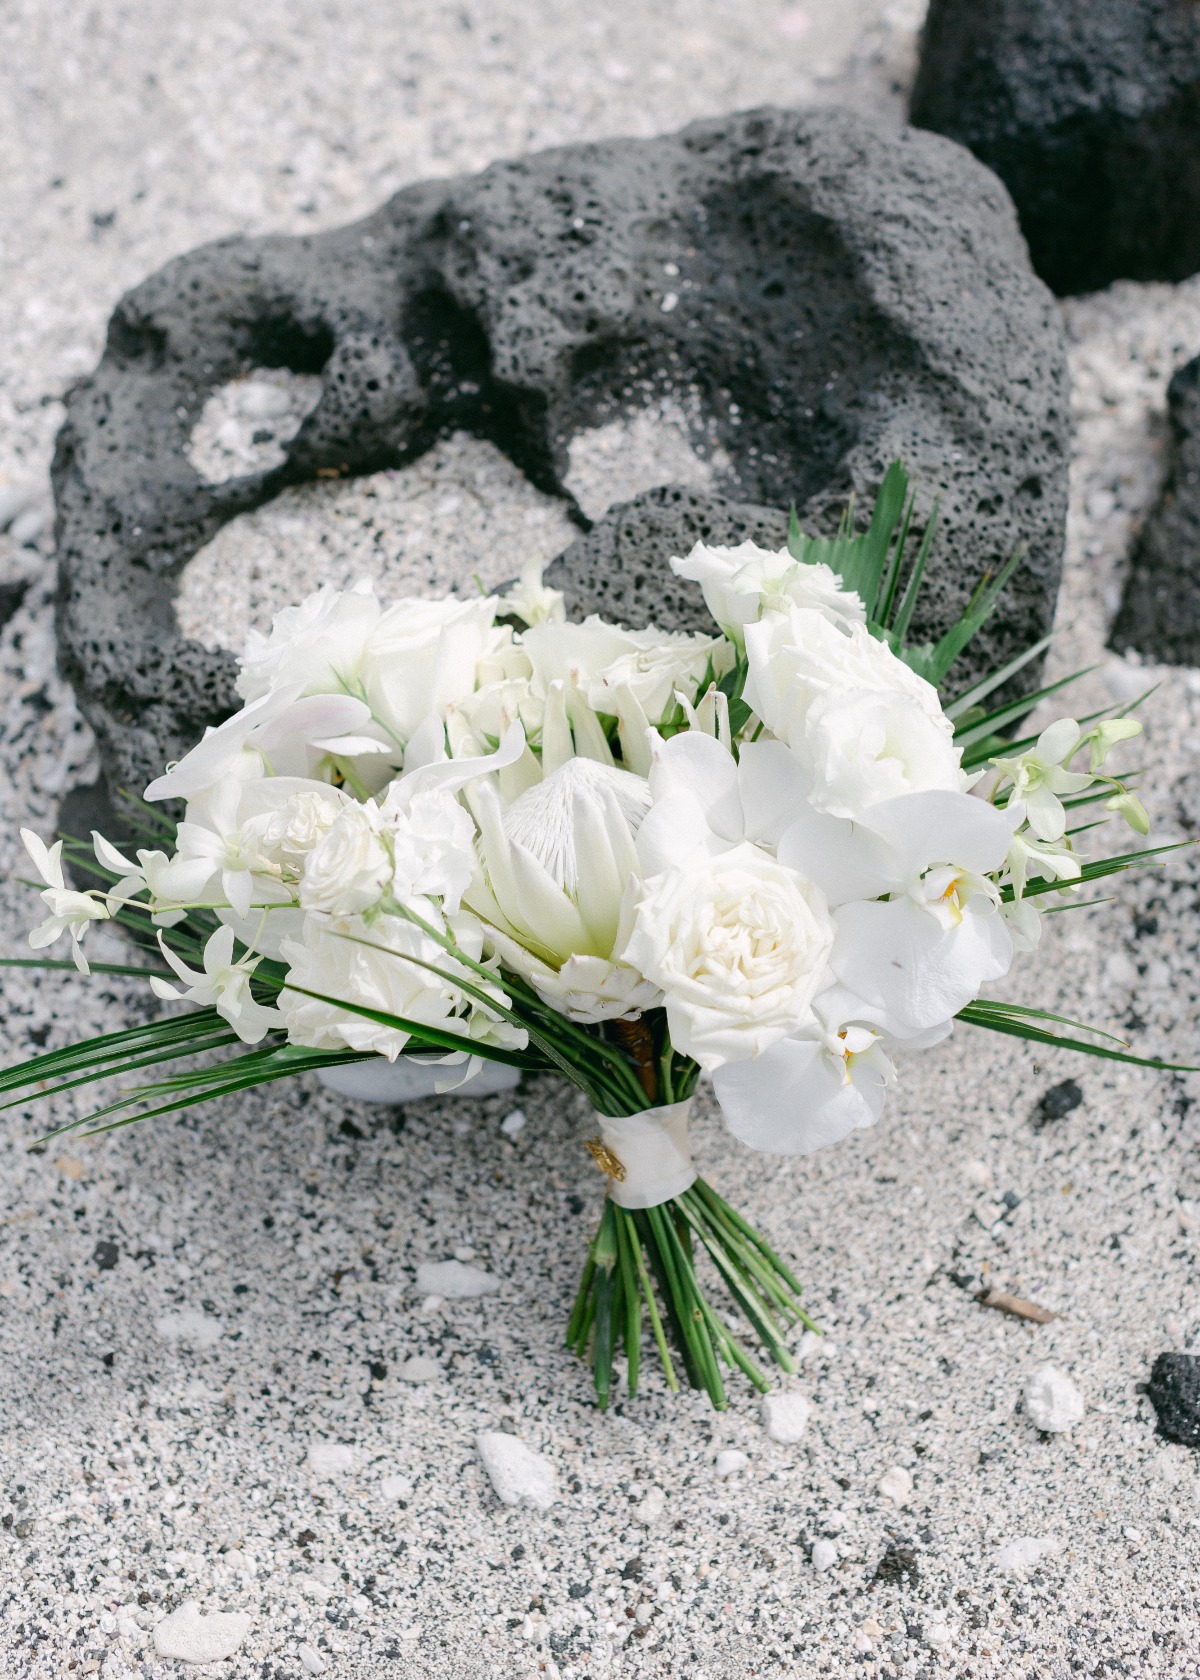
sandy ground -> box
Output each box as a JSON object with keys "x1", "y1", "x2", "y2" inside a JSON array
[{"x1": 3, "y1": 3, "x2": 1200, "y2": 1678}]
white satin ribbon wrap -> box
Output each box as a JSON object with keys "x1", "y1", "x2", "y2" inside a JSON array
[{"x1": 594, "y1": 1099, "x2": 696, "y2": 1209}]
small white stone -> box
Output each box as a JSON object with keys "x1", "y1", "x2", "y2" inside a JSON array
[
  {"x1": 823, "y1": 1509, "x2": 848, "y2": 1533},
  {"x1": 349, "y1": 1594, "x2": 371, "y2": 1615},
  {"x1": 660, "y1": 292, "x2": 679, "y2": 313},
  {"x1": 852, "y1": 1629, "x2": 873, "y2": 1653},
  {"x1": 153, "y1": 1310, "x2": 222, "y2": 1349},
  {"x1": 995, "y1": 1535, "x2": 1060, "y2": 1574},
  {"x1": 396, "y1": 1354, "x2": 440, "y2": 1383},
  {"x1": 714, "y1": 1449, "x2": 749, "y2": 1478},
  {"x1": 877, "y1": 1466, "x2": 913, "y2": 1506},
  {"x1": 306, "y1": 1441, "x2": 357, "y2": 1478},
  {"x1": 476, "y1": 1432, "x2": 557, "y2": 1510},
  {"x1": 415, "y1": 1259, "x2": 498, "y2": 1299},
  {"x1": 500, "y1": 1108, "x2": 527, "y2": 1139},
  {"x1": 924, "y1": 1618, "x2": 953, "y2": 1649},
  {"x1": 811, "y1": 1538, "x2": 838, "y2": 1572},
  {"x1": 98, "y1": 1612, "x2": 117, "y2": 1633},
  {"x1": 152, "y1": 1601, "x2": 252, "y2": 1663},
  {"x1": 635, "y1": 1486, "x2": 665, "y2": 1525},
  {"x1": 760, "y1": 1391, "x2": 810, "y2": 1444},
  {"x1": 453, "y1": 1244, "x2": 476, "y2": 1262},
  {"x1": 0, "y1": 481, "x2": 41, "y2": 529},
  {"x1": 1024, "y1": 1364, "x2": 1085, "y2": 1434},
  {"x1": 298, "y1": 1642, "x2": 327, "y2": 1675},
  {"x1": 380, "y1": 1474, "x2": 413, "y2": 1501},
  {"x1": 10, "y1": 505, "x2": 46, "y2": 547},
  {"x1": 964, "y1": 1159, "x2": 994, "y2": 1188},
  {"x1": 796, "y1": 1330, "x2": 822, "y2": 1362}
]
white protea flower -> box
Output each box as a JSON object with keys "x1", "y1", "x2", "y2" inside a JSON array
[{"x1": 466, "y1": 756, "x2": 660, "y2": 1021}]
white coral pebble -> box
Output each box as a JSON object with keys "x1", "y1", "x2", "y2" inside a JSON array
[
  {"x1": 714, "y1": 1449, "x2": 749, "y2": 1478},
  {"x1": 306, "y1": 1441, "x2": 357, "y2": 1478},
  {"x1": 1024, "y1": 1364, "x2": 1084, "y2": 1433},
  {"x1": 995, "y1": 1535, "x2": 1060, "y2": 1574},
  {"x1": 152, "y1": 1602, "x2": 252, "y2": 1663},
  {"x1": 415, "y1": 1259, "x2": 498, "y2": 1299},
  {"x1": 877, "y1": 1465, "x2": 913, "y2": 1505},
  {"x1": 476, "y1": 1431, "x2": 557, "y2": 1510},
  {"x1": 811, "y1": 1538, "x2": 838, "y2": 1572},
  {"x1": 760, "y1": 1390, "x2": 810, "y2": 1443}
]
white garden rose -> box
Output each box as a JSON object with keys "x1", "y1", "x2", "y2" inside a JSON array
[
  {"x1": 671, "y1": 540, "x2": 865, "y2": 644},
  {"x1": 261, "y1": 786, "x2": 347, "y2": 865},
  {"x1": 622, "y1": 843, "x2": 835, "y2": 1069},
  {"x1": 802, "y1": 685, "x2": 965, "y2": 819},
  {"x1": 743, "y1": 606, "x2": 964, "y2": 815},
  {"x1": 298, "y1": 804, "x2": 391, "y2": 915}
]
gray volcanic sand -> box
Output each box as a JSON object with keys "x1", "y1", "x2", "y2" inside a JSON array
[{"x1": 3, "y1": 3, "x2": 1200, "y2": 1678}]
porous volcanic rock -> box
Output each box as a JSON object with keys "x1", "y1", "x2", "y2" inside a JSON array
[
  {"x1": 1143, "y1": 1351, "x2": 1200, "y2": 1448},
  {"x1": 911, "y1": 0, "x2": 1200, "y2": 297},
  {"x1": 1113, "y1": 354, "x2": 1200, "y2": 663},
  {"x1": 53, "y1": 105, "x2": 1068, "y2": 795}
]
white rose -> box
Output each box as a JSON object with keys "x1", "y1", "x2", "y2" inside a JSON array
[
  {"x1": 237, "y1": 579, "x2": 500, "y2": 750},
  {"x1": 802, "y1": 686, "x2": 965, "y2": 819},
  {"x1": 278, "y1": 906, "x2": 525, "y2": 1063},
  {"x1": 622, "y1": 843, "x2": 835, "y2": 1070},
  {"x1": 366, "y1": 593, "x2": 499, "y2": 743},
  {"x1": 743, "y1": 607, "x2": 963, "y2": 815},
  {"x1": 671, "y1": 541, "x2": 865, "y2": 644},
  {"x1": 299, "y1": 804, "x2": 391, "y2": 915},
  {"x1": 238, "y1": 580, "x2": 383, "y2": 703}
]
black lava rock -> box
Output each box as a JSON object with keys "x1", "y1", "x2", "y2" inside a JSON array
[
  {"x1": 911, "y1": 0, "x2": 1200, "y2": 296},
  {"x1": 873, "y1": 1542, "x2": 920, "y2": 1586},
  {"x1": 91, "y1": 1240, "x2": 120, "y2": 1271},
  {"x1": 53, "y1": 106, "x2": 1068, "y2": 797},
  {"x1": 1144, "y1": 1351, "x2": 1200, "y2": 1447},
  {"x1": 1035, "y1": 1077, "x2": 1084, "y2": 1126},
  {"x1": 1113, "y1": 354, "x2": 1200, "y2": 662}
]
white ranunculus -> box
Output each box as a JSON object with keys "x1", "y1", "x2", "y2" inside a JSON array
[
  {"x1": 743, "y1": 607, "x2": 963, "y2": 816},
  {"x1": 260, "y1": 786, "x2": 347, "y2": 865},
  {"x1": 622, "y1": 843, "x2": 835, "y2": 1069},
  {"x1": 298, "y1": 804, "x2": 391, "y2": 915},
  {"x1": 671, "y1": 540, "x2": 865, "y2": 644},
  {"x1": 278, "y1": 906, "x2": 524, "y2": 1064}
]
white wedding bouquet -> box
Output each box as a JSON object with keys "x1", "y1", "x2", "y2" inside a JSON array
[{"x1": 6, "y1": 464, "x2": 1185, "y2": 1409}]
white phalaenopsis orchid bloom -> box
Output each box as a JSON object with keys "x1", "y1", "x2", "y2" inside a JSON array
[
  {"x1": 22, "y1": 829, "x2": 110, "y2": 974},
  {"x1": 466, "y1": 755, "x2": 659, "y2": 1022},
  {"x1": 991, "y1": 718, "x2": 1094, "y2": 843},
  {"x1": 150, "y1": 926, "x2": 282, "y2": 1044},
  {"x1": 671, "y1": 540, "x2": 865, "y2": 645},
  {"x1": 623, "y1": 843, "x2": 836, "y2": 1070},
  {"x1": 712, "y1": 1008, "x2": 896, "y2": 1155}
]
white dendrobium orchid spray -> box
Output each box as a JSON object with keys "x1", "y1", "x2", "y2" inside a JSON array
[
  {"x1": 9, "y1": 460, "x2": 1186, "y2": 1415},
  {"x1": 151, "y1": 925, "x2": 282, "y2": 1044}
]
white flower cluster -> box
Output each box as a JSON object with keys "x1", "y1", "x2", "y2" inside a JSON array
[{"x1": 25, "y1": 540, "x2": 1144, "y2": 1148}]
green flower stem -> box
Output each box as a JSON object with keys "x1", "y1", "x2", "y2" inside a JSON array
[{"x1": 570, "y1": 1179, "x2": 812, "y2": 1411}]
